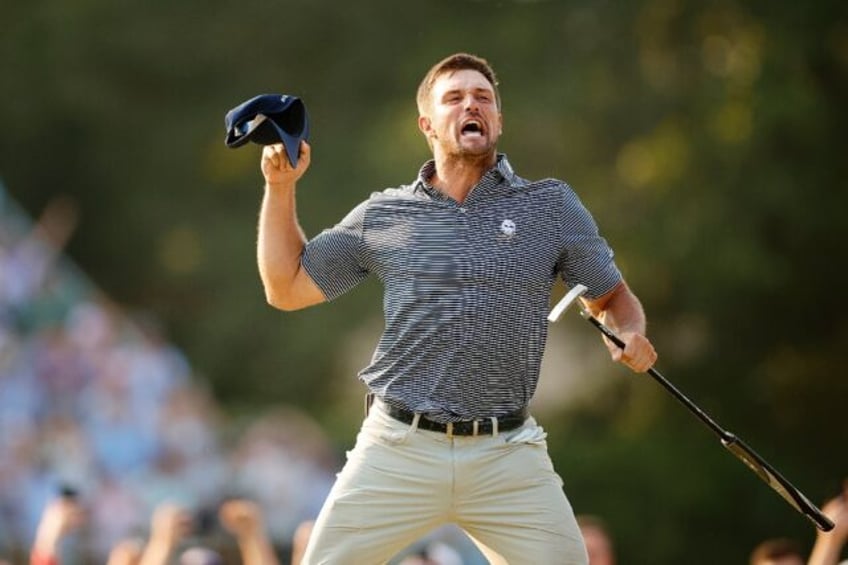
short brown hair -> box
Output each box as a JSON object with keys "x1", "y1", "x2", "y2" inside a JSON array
[{"x1": 416, "y1": 52, "x2": 500, "y2": 115}]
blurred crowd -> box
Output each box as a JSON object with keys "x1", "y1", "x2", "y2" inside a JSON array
[{"x1": 0, "y1": 190, "x2": 337, "y2": 562}]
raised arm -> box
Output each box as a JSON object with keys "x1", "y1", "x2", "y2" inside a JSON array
[
  {"x1": 137, "y1": 503, "x2": 191, "y2": 565},
  {"x1": 808, "y1": 483, "x2": 848, "y2": 565},
  {"x1": 30, "y1": 497, "x2": 84, "y2": 565},
  {"x1": 257, "y1": 141, "x2": 326, "y2": 311},
  {"x1": 581, "y1": 280, "x2": 657, "y2": 373},
  {"x1": 219, "y1": 499, "x2": 280, "y2": 565}
]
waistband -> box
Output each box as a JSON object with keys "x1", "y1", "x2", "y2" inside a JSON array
[{"x1": 370, "y1": 395, "x2": 528, "y2": 437}]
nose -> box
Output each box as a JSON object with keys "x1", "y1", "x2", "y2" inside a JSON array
[{"x1": 463, "y1": 93, "x2": 479, "y2": 113}]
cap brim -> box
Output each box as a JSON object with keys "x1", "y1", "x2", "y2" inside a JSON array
[{"x1": 274, "y1": 124, "x2": 303, "y2": 168}]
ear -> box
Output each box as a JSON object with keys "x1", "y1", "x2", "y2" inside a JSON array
[
  {"x1": 497, "y1": 112, "x2": 503, "y2": 135},
  {"x1": 418, "y1": 115, "x2": 434, "y2": 138}
]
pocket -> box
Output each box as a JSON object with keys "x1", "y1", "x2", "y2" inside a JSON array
[
  {"x1": 376, "y1": 428, "x2": 410, "y2": 445},
  {"x1": 361, "y1": 410, "x2": 414, "y2": 446},
  {"x1": 504, "y1": 421, "x2": 548, "y2": 446}
]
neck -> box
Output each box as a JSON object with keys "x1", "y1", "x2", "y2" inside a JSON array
[{"x1": 430, "y1": 151, "x2": 497, "y2": 203}]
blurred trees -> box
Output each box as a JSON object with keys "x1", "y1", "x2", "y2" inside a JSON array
[{"x1": 1, "y1": 0, "x2": 846, "y2": 562}]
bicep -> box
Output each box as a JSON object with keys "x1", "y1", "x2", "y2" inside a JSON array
[{"x1": 265, "y1": 265, "x2": 327, "y2": 311}]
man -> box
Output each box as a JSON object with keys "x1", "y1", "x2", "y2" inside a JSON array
[{"x1": 256, "y1": 53, "x2": 657, "y2": 564}]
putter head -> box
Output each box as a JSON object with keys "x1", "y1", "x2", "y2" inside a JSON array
[{"x1": 547, "y1": 284, "x2": 589, "y2": 323}]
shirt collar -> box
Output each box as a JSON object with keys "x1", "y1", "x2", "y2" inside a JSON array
[{"x1": 414, "y1": 153, "x2": 516, "y2": 196}]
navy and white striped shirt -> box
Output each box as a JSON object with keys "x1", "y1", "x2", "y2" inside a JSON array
[{"x1": 302, "y1": 154, "x2": 621, "y2": 423}]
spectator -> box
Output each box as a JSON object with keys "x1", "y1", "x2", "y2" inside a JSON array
[
  {"x1": 229, "y1": 407, "x2": 336, "y2": 546},
  {"x1": 1, "y1": 186, "x2": 337, "y2": 560},
  {"x1": 109, "y1": 498, "x2": 281, "y2": 565}
]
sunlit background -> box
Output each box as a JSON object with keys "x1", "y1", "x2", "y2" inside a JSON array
[{"x1": 1, "y1": 0, "x2": 846, "y2": 562}]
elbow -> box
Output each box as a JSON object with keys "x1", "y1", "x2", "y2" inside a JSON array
[
  {"x1": 260, "y1": 268, "x2": 323, "y2": 311},
  {"x1": 265, "y1": 290, "x2": 303, "y2": 312}
]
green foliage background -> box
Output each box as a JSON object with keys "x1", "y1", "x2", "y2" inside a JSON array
[{"x1": 2, "y1": 0, "x2": 846, "y2": 562}]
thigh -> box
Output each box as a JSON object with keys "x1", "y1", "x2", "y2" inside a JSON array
[
  {"x1": 301, "y1": 412, "x2": 452, "y2": 565},
  {"x1": 455, "y1": 421, "x2": 588, "y2": 565}
]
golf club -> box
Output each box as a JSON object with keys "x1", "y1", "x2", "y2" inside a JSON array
[{"x1": 548, "y1": 284, "x2": 834, "y2": 532}]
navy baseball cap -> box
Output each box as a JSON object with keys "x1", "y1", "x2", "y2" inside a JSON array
[{"x1": 224, "y1": 94, "x2": 310, "y2": 167}]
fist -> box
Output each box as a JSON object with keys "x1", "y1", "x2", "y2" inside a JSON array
[
  {"x1": 149, "y1": 503, "x2": 192, "y2": 545},
  {"x1": 606, "y1": 331, "x2": 657, "y2": 373},
  {"x1": 261, "y1": 141, "x2": 311, "y2": 187},
  {"x1": 219, "y1": 499, "x2": 263, "y2": 538}
]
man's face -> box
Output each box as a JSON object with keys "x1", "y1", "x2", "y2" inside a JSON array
[{"x1": 418, "y1": 69, "x2": 502, "y2": 159}]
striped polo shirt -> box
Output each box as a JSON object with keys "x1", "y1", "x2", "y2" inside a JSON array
[{"x1": 301, "y1": 154, "x2": 621, "y2": 423}]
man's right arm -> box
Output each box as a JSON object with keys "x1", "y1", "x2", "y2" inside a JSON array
[{"x1": 257, "y1": 141, "x2": 326, "y2": 311}]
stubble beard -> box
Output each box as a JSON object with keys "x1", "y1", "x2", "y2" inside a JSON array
[{"x1": 448, "y1": 133, "x2": 498, "y2": 166}]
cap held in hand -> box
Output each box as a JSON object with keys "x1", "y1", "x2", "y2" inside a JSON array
[{"x1": 224, "y1": 94, "x2": 310, "y2": 167}]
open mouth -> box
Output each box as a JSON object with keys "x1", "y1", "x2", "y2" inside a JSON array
[{"x1": 460, "y1": 119, "x2": 485, "y2": 137}]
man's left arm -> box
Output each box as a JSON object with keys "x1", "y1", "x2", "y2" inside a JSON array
[{"x1": 581, "y1": 280, "x2": 657, "y2": 373}]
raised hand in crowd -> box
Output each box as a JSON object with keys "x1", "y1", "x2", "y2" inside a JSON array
[
  {"x1": 808, "y1": 481, "x2": 848, "y2": 565},
  {"x1": 290, "y1": 520, "x2": 314, "y2": 565},
  {"x1": 218, "y1": 498, "x2": 280, "y2": 565},
  {"x1": 106, "y1": 539, "x2": 144, "y2": 565},
  {"x1": 137, "y1": 503, "x2": 192, "y2": 565},
  {"x1": 30, "y1": 494, "x2": 85, "y2": 565}
]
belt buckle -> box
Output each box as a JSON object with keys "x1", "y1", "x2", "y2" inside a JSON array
[
  {"x1": 472, "y1": 419, "x2": 480, "y2": 437},
  {"x1": 445, "y1": 422, "x2": 454, "y2": 438}
]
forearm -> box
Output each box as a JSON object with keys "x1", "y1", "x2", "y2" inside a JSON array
[
  {"x1": 237, "y1": 534, "x2": 280, "y2": 565},
  {"x1": 137, "y1": 541, "x2": 173, "y2": 565},
  {"x1": 32, "y1": 534, "x2": 60, "y2": 561},
  {"x1": 257, "y1": 182, "x2": 308, "y2": 307},
  {"x1": 594, "y1": 281, "x2": 646, "y2": 335},
  {"x1": 808, "y1": 535, "x2": 845, "y2": 565},
  {"x1": 218, "y1": 499, "x2": 281, "y2": 565},
  {"x1": 31, "y1": 499, "x2": 82, "y2": 565},
  {"x1": 31, "y1": 531, "x2": 60, "y2": 565},
  {"x1": 583, "y1": 280, "x2": 656, "y2": 372}
]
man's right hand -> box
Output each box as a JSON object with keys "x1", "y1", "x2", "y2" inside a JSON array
[{"x1": 261, "y1": 141, "x2": 311, "y2": 188}]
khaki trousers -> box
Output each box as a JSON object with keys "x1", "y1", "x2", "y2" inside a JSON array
[{"x1": 300, "y1": 401, "x2": 588, "y2": 564}]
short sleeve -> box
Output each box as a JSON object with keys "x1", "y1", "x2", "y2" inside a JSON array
[
  {"x1": 555, "y1": 184, "x2": 622, "y2": 298},
  {"x1": 301, "y1": 200, "x2": 370, "y2": 301}
]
